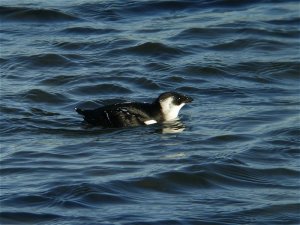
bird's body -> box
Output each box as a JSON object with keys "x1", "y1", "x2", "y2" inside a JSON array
[
  {"x1": 76, "y1": 102, "x2": 161, "y2": 127},
  {"x1": 76, "y1": 92, "x2": 193, "y2": 128}
]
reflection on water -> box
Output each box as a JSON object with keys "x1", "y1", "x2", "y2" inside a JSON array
[{"x1": 161, "y1": 119, "x2": 186, "y2": 134}]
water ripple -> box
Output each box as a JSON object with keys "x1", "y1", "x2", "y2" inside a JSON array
[
  {"x1": 62, "y1": 26, "x2": 116, "y2": 35},
  {"x1": 111, "y1": 42, "x2": 188, "y2": 58},
  {"x1": 1, "y1": 0, "x2": 300, "y2": 224},
  {"x1": 72, "y1": 84, "x2": 132, "y2": 95},
  {"x1": 0, "y1": 212, "x2": 62, "y2": 224},
  {"x1": 23, "y1": 89, "x2": 69, "y2": 104},
  {"x1": 0, "y1": 6, "x2": 79, "y2": 22}
]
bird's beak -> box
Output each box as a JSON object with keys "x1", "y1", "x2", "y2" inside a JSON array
[{"x1": 184, "y1": 96, "x2": 193, "y2": 103}]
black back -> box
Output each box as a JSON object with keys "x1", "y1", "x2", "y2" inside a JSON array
[{"x1": 76, "y1": 102, "x2": 162, "y2": 128}]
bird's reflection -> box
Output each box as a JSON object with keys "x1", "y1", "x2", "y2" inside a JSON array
[
  {"x1": 161, "y1": 119, "x2": 186, "y2": 134},
  {"x1": 80, "y1": 118, "x2": 187, "y2": 134}
]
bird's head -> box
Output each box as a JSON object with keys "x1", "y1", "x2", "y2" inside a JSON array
[{"x1": 155, "y1": 92, "x2": 193, "y2": 121}]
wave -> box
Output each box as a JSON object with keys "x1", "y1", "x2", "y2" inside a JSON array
[
  {"x1": 229, "y1": 61, "x2": 300, "y2": 82},
  {"x1": 208, "y1": 38, "x2": 288, "y2": 51},
  {"x1": 110, "y1": 42, "x2": 188, "y2": 59},
  {"x1": 265, "y1": 17, "x2": 300, "y2": 26},
  {"x1": 39, "y1": 75, "x2": 78, "y2": 86},
  {"x1": 0, "y1": 211, "x2": 62, "y2": 224},
  {"x1": 0, "y1": 6, "x2": 79, "y2": 22},
  {"x1": 62, "y1": 27, "x2": 116, "y2": 35},
  {"x1": 172, "y1": 26, "x2": 300, "y2": 42},
  {"x1": 2, "y1": 162, "x2": 297, "y2": 210},
  {"x1": 75, "y1": 0, "x2": 287, "y2": 20},
  {"x1": 22, "y1": 89, "x2": 69, "y2": 104},
  {"x1": 10, "y1": 53, "x2": 84, "y2": 68},
  {"x1": 171, "y1": 27, "x2": 232, "y2": 40},
  {"x1": 71, "y1": 83, "x2": 132, "y2": 95}
]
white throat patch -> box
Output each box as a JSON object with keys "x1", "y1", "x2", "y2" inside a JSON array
[{"x1": 160, "y1": 97, "x2": 185, "y2": 121}]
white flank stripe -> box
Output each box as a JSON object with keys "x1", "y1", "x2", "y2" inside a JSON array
[{"x1": 144, "y1": 120, "x2": 157, "y2": 125}]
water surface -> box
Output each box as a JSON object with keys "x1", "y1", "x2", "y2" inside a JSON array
[{"x1": 1, "y1": 0, "x2": 300, "y2": 224}]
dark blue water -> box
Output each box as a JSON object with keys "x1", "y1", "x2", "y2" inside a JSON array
[{"x1": 1, "y1": 0, "x2": 300, "y2": 224}]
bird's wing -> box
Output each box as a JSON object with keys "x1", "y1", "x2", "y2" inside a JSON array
[
  {"x1": 106, "y1": 106, "x2": 152, "y2": 126},
  {"x1": 76, "y1": 103, "x2": 154, "y2": 127}
]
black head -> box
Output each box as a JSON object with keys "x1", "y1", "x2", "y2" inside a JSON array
[
  {"x1": 151, "y1": 92, "x2": 192, "y2": 121},
  {"x1": 154, "y1": 92, "x2": 193, "y2": 121},
  {"x1": 156, "y1": 92, "x2": 193, "y2": 105}
]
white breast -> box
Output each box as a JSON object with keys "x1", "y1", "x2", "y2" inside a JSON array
[{"x1": 160, "y1": 97, "x2": 185, "y2": 121}]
